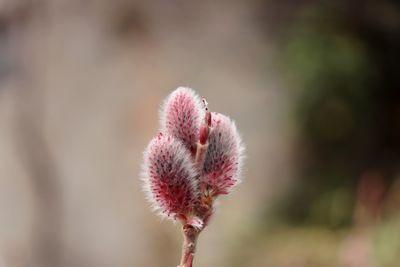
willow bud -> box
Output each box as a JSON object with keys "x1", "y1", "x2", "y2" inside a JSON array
[
  {"x1": 142, "y1": 133, "x2": 199, "y2": 219},
  {"x1": 203, "y1": 113, "x2": 244, "y2": 196},
  {"x1": 160, "y1": 87, "x2": 204, "y2": 154}
]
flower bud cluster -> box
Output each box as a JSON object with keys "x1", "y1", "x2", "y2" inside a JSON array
[{"x1": 142, "y1": 87, "x2": 244, "y2": 227}]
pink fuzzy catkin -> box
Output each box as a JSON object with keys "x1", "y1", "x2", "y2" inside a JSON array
[
  {"x1": 142, "y1": 87, "x2": 244, "y2": 222},
  {"x1": 203, "y1": 112, "x2": 244, "y2": 196},
  {"x1": 142, "y1": 133, "x2": 198, "y2": 219},
  {"x1": 161, "y1": 87, "x2": 205, "y2": 154},
  {"x1": 142, "y1": 87, "x2": 245, "y2": 267}
]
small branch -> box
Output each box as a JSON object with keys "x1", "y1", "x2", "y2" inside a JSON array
[
  {"x1": 181, "y1": 119, "x2": 212, "y2": 267},
  {"x1": 179, "y1": 225, "x2": 199, "y2": 267}
]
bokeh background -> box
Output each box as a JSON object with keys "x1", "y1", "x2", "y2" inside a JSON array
[{"x1": 0, "y1": 0, "x2": 399, "y2": 266}]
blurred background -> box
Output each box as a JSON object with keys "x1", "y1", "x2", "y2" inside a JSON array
[{"x1": 0, "y1": 0, "x2": 399, "y2": 266}]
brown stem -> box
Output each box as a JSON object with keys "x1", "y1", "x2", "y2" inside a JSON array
[{"x1": 179, "y1": 225, "x2": 199, "y2": 267}]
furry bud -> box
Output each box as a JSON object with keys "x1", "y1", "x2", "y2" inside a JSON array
[
  {"x1": 161, "y1": 87, "x2": 205, "y2": 154},
  {"x1": 142, "y1": 133, "x2": 199, "y2": 219},
  {"x1": 203, "y1": 113, "x2": 244, "y2": 196}
]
